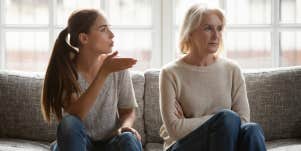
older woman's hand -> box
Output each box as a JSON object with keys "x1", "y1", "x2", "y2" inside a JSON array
[{"x1": 174, "y1": 101, "x2": 185, "y2": 119}]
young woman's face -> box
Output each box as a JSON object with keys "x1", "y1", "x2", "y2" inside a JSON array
[
  {"x1": 190, "y1": 13, "x2": 223, "y2": 55},
  {"x1": 86, "y1": 15, "x2": 114, "y2": 54}
]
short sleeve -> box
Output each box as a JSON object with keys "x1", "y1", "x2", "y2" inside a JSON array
[{"x1": 117, "y1": 70, "x2": 138, "y2": 108}]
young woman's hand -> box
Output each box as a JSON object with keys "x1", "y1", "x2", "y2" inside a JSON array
[
  {"x1": 100, "y1": 51, "x2": 137, "y2": 75},
  {"x1": 174, "y1": 101, "x2": 185, "y2": 119},
  {"x1": 113, "y1": 127, "x2": 141, "y2": 141}
]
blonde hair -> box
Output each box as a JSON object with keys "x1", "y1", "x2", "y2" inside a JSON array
[{"x1": 179, "y1": 3, "x2": 226, "y2": 54}]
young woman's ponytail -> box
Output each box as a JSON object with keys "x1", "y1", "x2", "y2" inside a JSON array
[
  {"x1": 41, "y1": 9, "x2": 101, "y2": 123},
  {"x1": 41, "y1": 27, "x2": 80, "y2": 123}
]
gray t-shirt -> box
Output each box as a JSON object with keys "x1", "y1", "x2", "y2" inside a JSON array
[{"x1": 77, "y1": 69, "x2": 138, "y2": 140}]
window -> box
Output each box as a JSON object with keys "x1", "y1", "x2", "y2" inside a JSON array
[
  {"x1": 1, "y1": 0, "x2": 50, "y2": 71},
  {"x1": 0, "y1": 0, "x2": 301, "y2": 72},
  {"x1": 170, "y1": 0, "x2": 301, "y2": 69},
  {"x1": 0, "y1": 0, "x2": 157, "y2": 72}
]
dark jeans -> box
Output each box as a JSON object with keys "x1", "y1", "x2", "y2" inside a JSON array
[
  {"x1": 167, "y1": 109, "x2": 266, "y2": 151},
  {"x1": 50, "y1": 115, "x2": 142, "y2": 151}
]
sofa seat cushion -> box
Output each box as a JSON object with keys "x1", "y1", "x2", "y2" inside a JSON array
[
  {"x1": 144, "y1": 139, "x2": 301, "y2": 151},
  {"x1": 267, "y1": 139, "x2": 301, "y2": 151},
  {"x1": 0, "y1": 138, "x2": 49, "y2": 151}
]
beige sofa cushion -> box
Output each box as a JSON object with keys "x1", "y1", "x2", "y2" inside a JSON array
[
  {"x1": 130, "y1": 71, "x2": 146, "y2": 144},
  {"x1": 245, "y1": 67, "x2": 301, "y2": 141},
  {"x1": 144, "y1": 70, "x2": 162, "y2": 143},
  {"x1": 0, "y1": 71, "x2": 57, "y2": 142}
]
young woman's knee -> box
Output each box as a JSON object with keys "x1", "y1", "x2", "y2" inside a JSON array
[
  {"x1": 118, "y1": 132, "x2": 142, "y2": 150},
  {"x1": 57, "y1": 115, "x2": 84, "y2": 136},
  {"x1": 118, "y1": 132, "x2": 138, "y2": 142}
]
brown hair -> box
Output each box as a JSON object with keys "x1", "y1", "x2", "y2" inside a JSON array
[{"x1": 41, "y1": 9, "x2": 102, "y2": 123}]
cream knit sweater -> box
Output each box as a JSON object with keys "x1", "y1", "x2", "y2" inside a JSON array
[{"x1": 159, "y1": 57, "x2": 250, "y2": 150}]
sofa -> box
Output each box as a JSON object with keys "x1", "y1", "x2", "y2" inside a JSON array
[{"x1": 0, "y1": 66, "x2": 301, "y2": 151}]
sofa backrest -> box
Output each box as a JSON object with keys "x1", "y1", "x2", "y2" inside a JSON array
[
  {"x1": 0, "y1": 70, "x2": 146, "y2": 143},
  {"x1": 130, "y1": 71, "x2": 146, "y2": 144},
  {"x1": 143, "y1": 67, "x2": 301, "y2": 143},
  {"x1": 245, "y1": 67, "x2": 301, "y2": 141},
  {"x1": 1, "y1": 67, "x2": 301, "y2": 143},
  {"x1": 144, "y1": 70, "x2": 162, "y2": 143},
  {"x1": 0, "y1": 70, "x2": 57, "y2": 142}
]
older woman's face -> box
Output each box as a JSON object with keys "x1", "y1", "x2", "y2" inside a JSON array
[{"x1": 190, "y1": 13, "x2": 223, "y2": 55}]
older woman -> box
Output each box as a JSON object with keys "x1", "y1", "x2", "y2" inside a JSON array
[{"x1": 159, "y1": 3, "x2": 266, "y2": 151}]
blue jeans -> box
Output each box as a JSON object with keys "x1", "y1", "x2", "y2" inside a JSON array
[
  {"x1": 167, "y1": 109, "x2": 266, "y2": 151},
  {"x1": 50, "y1": 115, "x2": 142, "y2": 151}
]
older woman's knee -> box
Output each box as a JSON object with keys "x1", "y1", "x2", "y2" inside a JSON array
[
  {"x1": 217, "y1": 109, "x2": 241, "y2": 127},
  {"x1": 241, "y1": 123, "x2": 264, "y2": 136}
]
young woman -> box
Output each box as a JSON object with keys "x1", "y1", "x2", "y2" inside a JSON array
[
  {"x1": 159, "y1": 4, "x2": 266, "y2": 151},
  {"x1": 41, "y1": 9, "x2": 142, "y2": 151}
]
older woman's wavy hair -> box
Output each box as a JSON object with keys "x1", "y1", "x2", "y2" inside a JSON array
[{"x1": 179, "y1": 3, "x2": 226, "y2": 54}]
